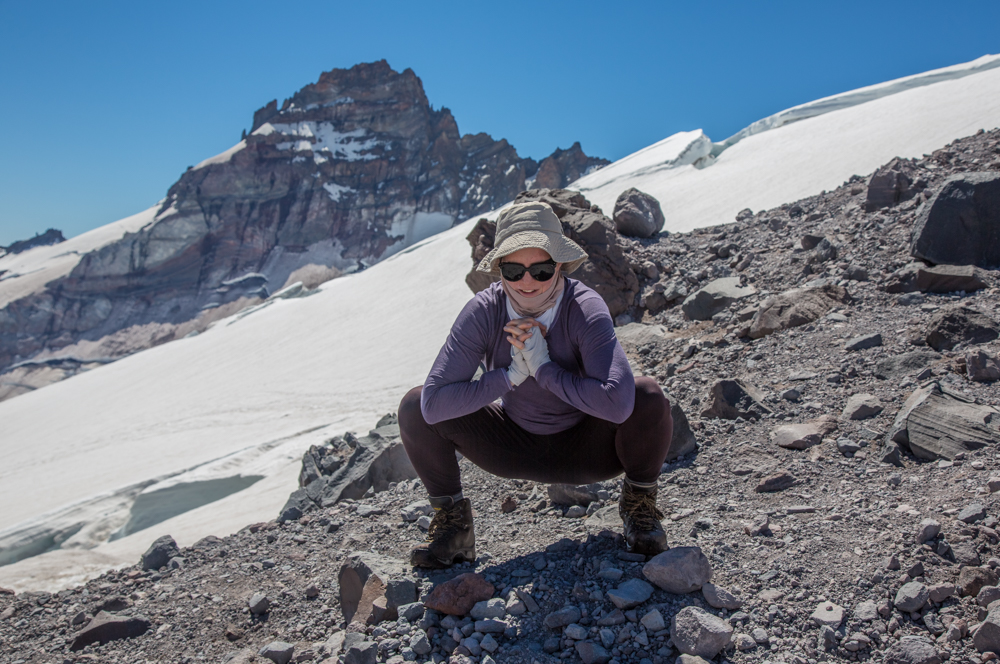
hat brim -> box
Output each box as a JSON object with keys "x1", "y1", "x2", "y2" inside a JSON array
[{"x1": 476, "y1": 230, "x2": 588, "y2": 275}]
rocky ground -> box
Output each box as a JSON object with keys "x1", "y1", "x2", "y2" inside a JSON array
[{"x1": 1, "y1": 130, "x2": 999, "y2": 664}]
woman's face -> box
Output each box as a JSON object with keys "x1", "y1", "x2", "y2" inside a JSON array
[{"x1": 501, "y1": 247, "x2": 561, "y2": 299}]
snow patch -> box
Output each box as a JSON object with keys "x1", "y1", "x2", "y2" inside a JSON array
[
  {"x1": 192, "y1": 140, "x2": 246, "y2": 170},
  {"x1": 322, "y1": 182, "x2": 355, "y2": 202},
  {"x1": 271, "y1": 122, "x2": 380, "y2": 161}
]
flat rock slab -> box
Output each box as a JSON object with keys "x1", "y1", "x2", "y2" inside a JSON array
[
  {"x1": 259, "y1": 641, "x2": 295, "y2": 664},
  {"x1": 845, "y1": 333, "x2": 883, "y2": 351},
  {"x1": 886, "y1": 381, "x2": 1000, "y2": 461},
  {"x1": 958, "y1": 503, "x2": 987, "y2": 524},
  {"x1": 702, "y1": 583, "x2": 743, "y2": 610},
  {"x1": 842, "y1": 393, "x2": 883, "y2": 420},
  {"x1": 643, "y1": 547, "x2": 712, "y2": 594},
  {"x1": 810, "y1": 601, "x2": 845, "y2": 627},
  {"x1": 606, "y1": 578, "x2": 654, "y2": 609},
  {"x1": 874, "y1": 350, "x2": 942, "y2": 380},
  {"x1": 543, "y1": 605, "x2": 582, "y2": 628},
  {"x1": 772, "y1": 416, "x2": 837, "y2": 450},
  {"x1": 71, "y1": 611, "x2": 151, "y2": 651},
  {"x1": 749, "y1": 285, "x2": 851, "y2": 339},
  {"x1": 756, "y1": 471, "x2": 796, "y2": 493},
  {"x1": 883, "y1": 636, "x2": 942, "y2": 664},
  {"x1": 670, "y1": 606, "x2": 733, "y2": 659},
  {"x1": 682, "y1": 277, "x2": 756, "y2": 321},
  {"x1": 423, "y1": 573, "x2": 494, "y2": 616},
  {"x1": 885, "y1": 262, "x2": 990, "y2": 294},
  {"x1": 548, "y1": 483, "x2": 602, "y2": 506}
]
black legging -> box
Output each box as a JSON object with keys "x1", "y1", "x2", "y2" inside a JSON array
[{"x1": 398, "y1": 376, "x2": 673, "y2": 497}]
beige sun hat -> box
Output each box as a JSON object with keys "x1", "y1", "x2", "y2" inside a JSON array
[{"x1": 476, "y1": 201, "x2": 588, "y2": 275}]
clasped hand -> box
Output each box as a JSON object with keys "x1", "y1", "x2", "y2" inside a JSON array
[{"x1": 504, "y1": 318, "x2": 551, "y2": 386}]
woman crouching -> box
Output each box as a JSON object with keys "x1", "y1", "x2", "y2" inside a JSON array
[{"x1": 398, "y1": 200, "x2": 673, "y2": 568}]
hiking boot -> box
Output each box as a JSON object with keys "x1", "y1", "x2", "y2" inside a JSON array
[
  {"x1": 410, "y1": 496, "x2": 476, "y2": 568},
  {"x1": 619, "y1": 479, "x2": 667, "y2": 556}
]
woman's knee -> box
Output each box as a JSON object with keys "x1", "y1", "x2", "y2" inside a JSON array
[
  {"x1": 633, "y1": 376, "x2": 668, "y2": 421},
  {"x1": 398, "y1": 386, "x2": 425, "y2": 433}
]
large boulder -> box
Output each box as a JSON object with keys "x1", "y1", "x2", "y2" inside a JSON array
[
  {"x1": 884, "y1": 263, "x2": 989, "y2": 294},
  {"x1": 613, "y1": 188, "x2": 665, "y2": 238},
  {"x1": 681, "y1": 277, "x2": 756, "y2": 321},
  {"x1": 911, "y1": 172, "x2": 1000, "y2": 269},
  {"x1": 466, "y1": 189, "x2": 640, "y2": 317},
  {"x1": 925, "y1": 305, "x2": 1000, "y2": 351},
  {"x1": 865, "y1": 158, "x2": 919, "y2": 211},
  {"x1": 883, "y1": 381, "x2": 1000, "y2": 462},
  {"x1": 140, "y1": 535, "x2": 180, "y2": 571},
  {"x1": 70, "y1": 611, "x2": 151, "y2": 651},
  {"x1": 748, "y1": 285, "x2": 851, "y2": 339}
]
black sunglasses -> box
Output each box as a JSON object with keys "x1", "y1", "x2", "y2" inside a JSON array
[{"x1": 499, "y1": 259, "x2": 557, "y2": 282}]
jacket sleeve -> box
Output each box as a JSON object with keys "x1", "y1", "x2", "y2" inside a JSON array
[
  {"x1": 533, "y1": 296, "x2": 635, "y2": 423},
  {"x1": 420, "y1": 295, "x2": 511, "y2": 424}
]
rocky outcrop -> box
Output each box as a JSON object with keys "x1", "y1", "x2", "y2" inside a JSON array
[
  {"x1": 865, "y1": 158, "x2": 922, "y2": 211},
  {"x1": 883, "y1": 381, "x2": 1000, "y2": 462},
  {"x1": 464, "y1": 189, "x2": 640, "y2": 317},
  {"x1": 884, "y1": 263, "x2": 990, "y2": 294},
  {"x1": 925, "y1": 305, "x2": 1000, "y2": 351},
  {"x1": 530, "y1": 142, "x2": 609, "y2": 191},
  {"x1": 2, "y1": 228, "x2": 65, "y2": 255},
  {"x1": 0, "y1": 61, "x2": 606, "y2": 381},
  {"x1": 748, "y1": 285, "x2": 851, "y2": 339},
  {"x1": 911, "y1": 172, "x2": 1000, "y2": 269}
]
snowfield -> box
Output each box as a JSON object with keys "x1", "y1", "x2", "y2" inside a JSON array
[{"x1": 1, "y1": 54, "x2": 999, "y2": 591}]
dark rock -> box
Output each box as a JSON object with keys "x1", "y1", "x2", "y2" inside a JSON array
[
  {"x1": 800, "y1": 234, "x2": 824, "y2": 250},
  {"x1": 884, "y1": 262, "x2": 989, "y2": 294},
  {"x1": 958, "y1": 503, "x2": 987, "y2": 523},
  {"x1": 613, "y1": 187, "x2": 665, "y2": 238},
  {"x1": 959, "y1": 567, "x2": 998, "y2": 597},
  {"x1": 140, "y1": 535, "x2": 180, "y2": 571},
  {"x1": 700, "y1": 379, "x2": 771, "y2": 420},
  {"x1": 845, "y1": 333, "x2": 883, "y2": 351},
  {"x1": 70, "y1": 611, "x2": 151, "y2": 651},
  {"x1": 259, "y1": 641, "x2": 295, "y2": 664},
  {"x1": 925, "y1": 305, "x2": 999, "y2": 351},
  {"x1": 666, "y1": 401, "x2": 698, "y2": 460},
  {"x1": 911, "y1": 171, "x2": 1000, "y2": 269},
  {"x1": 885, "y1": 381, "x2": 1000, "y2": 461},
  {"x1": 771, "y1": 415, "x2": 837, "y2": 450},
  {"x1": 3, "y1": 228, "x2": 65, "y2": 255},
  {"x1": 874, "y1": 350, "x2": 942, "y2": 380},
  {"x1": 543, "y1": 605, "x2": 582, "y2": 628},
  {"x1": 547, "y1": 483, "x2": 601, "y2": 506},
  {"x1": 681, "y1": 278, "x2": 755, "y2": 321},
  {"x1": 894, "y1": 582, "x2": 930, "y2": 612},
  {"x1": 749, "y1": 285, "x2": 851, "y2": 339},
  {"x1": 865, "y1": 158, "x2": 918, "y2": 211}
]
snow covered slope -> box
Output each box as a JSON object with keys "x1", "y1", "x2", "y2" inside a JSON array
[
  {"x1": 574, "y1": 54, "x2": 1000, "y2": 230},
  {"x1": 2, "y1": 54, "x2": 1000, "y2": 591}
]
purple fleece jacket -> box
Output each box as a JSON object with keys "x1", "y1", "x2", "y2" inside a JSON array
[{"x1": 420, "y1": 278, "x2": 635, "y2": 434}]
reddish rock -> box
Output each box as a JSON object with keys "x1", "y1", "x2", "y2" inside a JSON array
[{"x1": 423, "y1": 573, "x2": 495, "y2": 616}]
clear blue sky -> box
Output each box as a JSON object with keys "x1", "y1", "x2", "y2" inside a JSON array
[{"x1": 1, "y1": 1, "x2": 998, "y2": 245}]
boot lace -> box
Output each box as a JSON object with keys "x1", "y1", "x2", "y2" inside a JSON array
[
  {"x1": 425, "y1": 505, "x2": 465, "y2": 542},
  {"x1": 620, "y1": 489, "x2": 665, "y2": 531}
]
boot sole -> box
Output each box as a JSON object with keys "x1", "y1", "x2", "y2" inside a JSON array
[{"x1": 410, "y1": 548, "x2": 476, "y2": 569}]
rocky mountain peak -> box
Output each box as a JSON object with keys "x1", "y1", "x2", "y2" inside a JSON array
[{"x1": 0, "y1": 61, "x2": 608, "y2": 393}]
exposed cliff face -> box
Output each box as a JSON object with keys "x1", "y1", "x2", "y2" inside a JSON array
[{"x1": 0, "y1": 61, "x2": 607, "y2": 385}]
